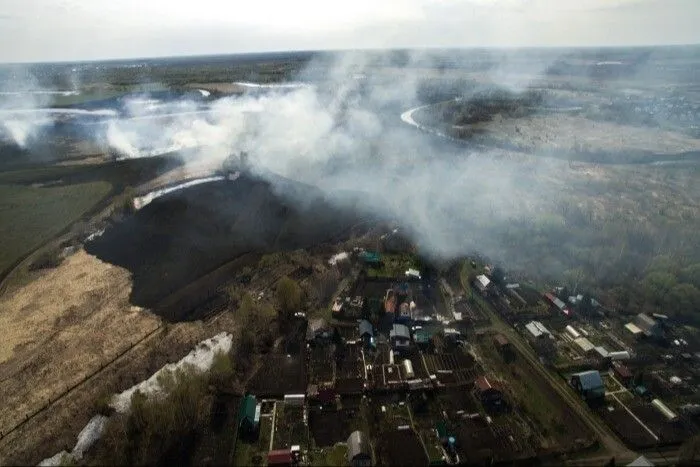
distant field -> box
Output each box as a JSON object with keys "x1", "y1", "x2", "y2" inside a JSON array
[{"x1": 0, "y1": 181, "x2": 111, "y2": 274}]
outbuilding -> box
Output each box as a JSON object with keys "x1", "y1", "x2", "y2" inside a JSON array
[
  {"x1": 347, "y1": 431, "x2": 372, "y2": 467},
  {"x1": 570, "y1": 370, "x2": 605, "y2": 401}
]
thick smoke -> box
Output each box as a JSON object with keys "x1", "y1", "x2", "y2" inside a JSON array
[
  {"x1": 92, "y1": 50, "x2": 567, "y2": 263},
  {"x1": 5, "y1": 49, "x2": 696, "y2": 269},
  {"x1": 0, "y1": 67, "x2": 83, "y2": 148}
]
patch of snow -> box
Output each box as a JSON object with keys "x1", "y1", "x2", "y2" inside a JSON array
[
  {"x1": 110, "y1": 332, "x2": 233, "y2": 413},
  {"x1": 133, "y1": 175, "x2": 226, "y2": 210},
  {"x1": 73, "y1": 415, "x2": 108, "y2": 459},
  {"x1": 198, "y1": 89, "x2": 211, "y2": 97},
  {"x1": 328, "y1": 252, "x2": 349, "y2": 266},
  {"x1": 38, "y1": 451, "x2": 71, "y2": 466}
]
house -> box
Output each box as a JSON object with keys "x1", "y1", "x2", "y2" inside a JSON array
[
  {"x1": 494, "y1": 334, "x2": 511, "y2": 351},
  {"x1": 307, "y1": 318, "x2": 333, "y2": 344},
  {"x1": 474, "y1": 376, "x2": 504, "y2": 411},
  {"x1": 525, "y1": 321, "x2": 556, "y2": 358},
  {"x1": 612, "y1": 362, "x2": 633, "y2": 386},
  {"x1": 267, "y1": 449, "x2": 294, "y2": 466},
  {"x1": 397, "y1": 302, "x2": 412, "y2": 323},
  {"x1": 347, "y1": 431, "x2": 372, "y2": 467},
  {"x1": 359, "y1": 320, "x2": 374, "y2": 349},
  {"x1": 544, "y1": 292, "x2": 571, "y2": 316},
  {"x1": 238, "y1": 394, "x2": 261, "y2": 438},
  {"x1": 494, "y1": 334, "x2": 514, "y2": 360},
  {"x1": 573, "y1": 337, "x2": 595, "y2": 354},
  {"x1": 474, "y1": 274, "x2": 491, "y2": 296},
  {"x1": 633, "y1": 313, "x2": 663, "y2": 338},
  {"x1": 389, "y1": 323, "x2": 411, "y2": 351},
  {"x1": 570, "y1": 370, "x2": 605, "y2": 402},
  {"x1": 525, "y1": 321, "x2": 552, "y2": 339}
]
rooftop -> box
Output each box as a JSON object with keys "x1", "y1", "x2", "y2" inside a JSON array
[
  {"x1": 359, "y1": 320, "x2": 373, "y2": 337},
  {"x1": 624, "y1": 322, "x2": 643, "y2": 335},
  {"x1": 475, "y1": 274, "x2": 491, "y2": 289},
  {"x1": 390, "y1": 323, "x2": 410, "y2": 340},
  {"x1": 574, "y1": 337, "x2": 595, "y2": 353},
  {"x1": 525, "y1": 321, "x2": 551, "y2": 339},
  {"x1": 573, "y1": 370, "x2": 604, "y2": 391}
]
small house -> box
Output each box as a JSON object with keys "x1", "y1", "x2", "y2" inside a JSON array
[
  {"x1": 238, "y1": 394, "x2": 261, "y2": 438},
  {"x1": 474, "y1": 376, "x2": 504, "y2": 411},
  {"x1": 612, "y1": 362, "x2": 633, "y2": 387},
  {"x1": 359, "y1": 320, "x2": 374, "y2": 348},
  {"x1": 570, "y1": 370, "x2": 605, "y2": 402},
  {"x1": 634, "y1": 313, "x2": 663, "y2": 338},
  {"x1": 474, "y1": 275, "x2": 491, "y2": 296},
  {"x1": 347, "y1": 431, "x2": 372, "y2": 467},
  {"x1": 389, "y1": 323, "x2": 411, "y2": 351}
]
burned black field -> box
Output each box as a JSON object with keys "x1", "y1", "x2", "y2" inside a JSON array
[{"x1": 85, "y1": 172, "x2": 368, "y2": 318}]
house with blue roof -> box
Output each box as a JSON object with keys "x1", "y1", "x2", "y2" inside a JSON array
[{"x1": 570, "y1": 370, "x2": 605, "y2": 402}]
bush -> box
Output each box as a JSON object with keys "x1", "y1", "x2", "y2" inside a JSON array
[
  {"x1": 276, "y1": 276, "x2": 301, "y2": 320},
  {"x1": 208, "y1": 351, "x2": 235, "y2": 391},
  {"x1": 91, "y1": 367, "x2": 209, "y2": 466}
]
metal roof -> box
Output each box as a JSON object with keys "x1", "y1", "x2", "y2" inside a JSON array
[
  {"x1": 573, "y1": 370, "x2": 604, "y2": 391},
  {"x1": 574, "y1": 337, "x2": 595, "y2": 352},
  {"x1": 594, "y1": 346, "x2": 609, "y2": 358},
  {"x1": 525, "y1": 321, "x2": 551, "y2": 338},
  {"x1": 476, "y1": 275, "x2": 491, "y2": 288},
  {"x1": 390, "y1": 323, "x2": 410, "y2": 339},
  {"x1": 359, "y1": 320, "x2": 373, "y2": 337},
  {"x1": 625, "y1": 322, "x2": 643, "y2": 334},
  {"x1": 635, "y1": 313, "x2": 658, "y2": 333},
  {"x1": 347, "y1": 431, "x2": 371, "y2": 461}
]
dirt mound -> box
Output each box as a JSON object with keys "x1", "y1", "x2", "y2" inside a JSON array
[{"x1": 85, "y1": 172, "x2": 367, "y2": 317}]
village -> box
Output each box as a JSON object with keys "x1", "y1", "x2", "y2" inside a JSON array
[{"x1": 231, "y1": 230, "x2": 700, "y2": 467}]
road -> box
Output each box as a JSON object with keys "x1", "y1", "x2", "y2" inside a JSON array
[
  {"x1": 454, "y1": 272, "x2": 636, "y2": 465},
  {"x1": 481, "y1": 301, "x2": 636, "y2": 464}
]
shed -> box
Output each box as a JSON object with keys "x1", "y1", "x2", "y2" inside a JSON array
[
  {"x1": 612, "y1": 362, "x2": 633, "y2": 385},
  {"x1": 573, "y1": 337, "x2": 595, "y2": 353},
  {"x1": 389, "y1": 323, "x2": 411, "y2": 350},
  {"x1": 474, "y1": 275, "x2": 491, "y2": 294},
  {"x1": 267, "y1": 449, "x2": 293, "y2": 466},
  {"x1": 634, "y1": 313, "x2": 662, "y2": 338},
  {"x1": 525, "y1": 321, "x2": 551, "y2": 339},
  {"x1": 494, "y1": 334, "x2": 510, "y2": 349},
  {"x1": 565, "y1": 325, "x2": 581, "y2": 339},
  {"x1": 570, "y1": 370, "x2": 605, "y2": 401},
  {"x1": 238, "y1": 394, "x2": 260, "y2": 435},
  {"x1": 593, "y1": 346, "x2": 609, "y2": 359},
  {"x1": 474, "y1": 376, "x2": 504, "y2": 409},
  {"x1": 624, "y1": 322, "x2": 643, "y2": 336},
  {"x1": 347, "y1": 431, "x2": 372, "y2": 467},
  {"x1": 359, "y1": 320, "x2": 374, "y2": 338}
]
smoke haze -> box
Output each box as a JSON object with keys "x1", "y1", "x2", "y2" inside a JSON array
[{"x1": 2, "y1": 48, "x2": 699, "y2": 271}]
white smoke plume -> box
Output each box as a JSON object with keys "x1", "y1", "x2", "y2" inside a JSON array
[{"x1": 91, "y1": 50, "x2": 568, "y2": 262}]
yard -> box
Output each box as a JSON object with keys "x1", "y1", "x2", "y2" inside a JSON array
[{"x1": 366, "y1": 253, "x2": 420, "y2": 279}]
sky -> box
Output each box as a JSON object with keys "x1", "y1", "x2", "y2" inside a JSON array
[{"x1": 0, "y1": 0, "x2": 698, "y2": 62}]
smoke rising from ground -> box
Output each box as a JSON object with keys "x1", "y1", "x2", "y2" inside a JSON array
[
  {"x1": 4, "y1": 49, "x2": 698, "y2": 271},
  {"x1": 94, "y1": 51, "x2": 566, "y2": 263}
]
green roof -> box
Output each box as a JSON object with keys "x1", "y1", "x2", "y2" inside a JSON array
[
  {"x1": 436, "y1": 420, "x2": 449, "y2": 439},
  {"x1": 239, "y1": 395, "x2": 257, "y2": 425}
]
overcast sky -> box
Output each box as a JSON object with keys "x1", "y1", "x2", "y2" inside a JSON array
[{"x1": 1, "y1": 0, "x2": 698, "y2": 62}]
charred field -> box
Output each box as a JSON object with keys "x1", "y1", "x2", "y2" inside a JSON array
[{"x1": 84, "y1": 170, "x2": 372, "y2": 319}]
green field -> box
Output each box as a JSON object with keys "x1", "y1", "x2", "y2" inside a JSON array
[{"x1": 0, "y1": 181, "x2": 112, "y2": 274}]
